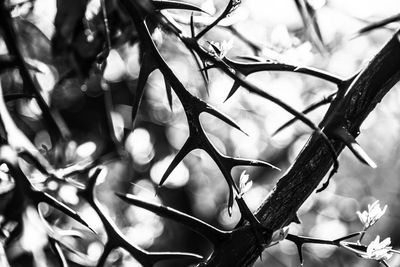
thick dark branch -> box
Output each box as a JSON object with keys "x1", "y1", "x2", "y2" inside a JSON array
[
  {"x1": 178, "y1": 37, "x2": 340, "y2": 174},
  {"x1": 200, "y1": 30, "x2": 400, "y2": 267}
]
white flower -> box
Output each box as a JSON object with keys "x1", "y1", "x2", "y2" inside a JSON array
[
  {"x1": 209, "y1": 39, "x2": 233, "y2": 59},
  {"x1": 340, "y1": 236, "x2": 398, "y2": 264},
  {"x1": 356, "y1": 200, "x2": 387, "y2": 229},
  {"x1": 361, "y1": 236, "x2": 392, "y2": 261},
  {"x1": 270, "y1": 227, "x2": 289, "y2": 243},
  {"x1": 238, "y1": 170, "x2": 252, "y2": 197}
]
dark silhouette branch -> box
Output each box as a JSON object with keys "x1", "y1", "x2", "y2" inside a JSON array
[
  {"x1": 1, "y1": 1, "x2": 399, "y2": 266},
  {"x1": 200, "y1": 30, "x2": 400, "y2": 267},
  {"x1": 116, "y1": 193, "x2": 231, "y2": 246},
  {"x1": 0, "y1": 2, "x2": 68, "y2": 142}
]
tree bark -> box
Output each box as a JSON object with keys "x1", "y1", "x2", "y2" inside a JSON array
[{"x1": 200, "y1": 31, "x2": 400, "y2": 267}]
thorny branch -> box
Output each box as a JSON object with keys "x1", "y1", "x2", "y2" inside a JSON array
[
  {"x1": 0, "y1": 0, "x2": 399, "y2": 267},
  {"x1": 201, "y1": 29, "x2": 400, "y2": 267}
]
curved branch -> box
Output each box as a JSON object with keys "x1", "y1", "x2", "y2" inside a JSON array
[{"x1": 201, "y1": 29, "x2": 400, "y2": 267}]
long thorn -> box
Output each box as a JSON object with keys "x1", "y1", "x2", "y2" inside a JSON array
[
  {"x1": 116, "y1": 193, "x2": 230, "y2": 245},
  {"x1": 273, "y1": 93, "x2": 335, "y2": 136},
  {"x1": 159, "y1": 138, "x2": 195, "y2": 187}
]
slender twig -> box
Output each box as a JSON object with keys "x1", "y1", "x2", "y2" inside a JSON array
[
  {"x1": 116, "y1": 193, "x2": 231, "y2": 246},
  {"x1": 285, "y1": 232, "x2": 362, "y2": 264},
  {"x1": 293, "y1": 0, "x2": 325, "y2": 52},
  {"x1": 225, "y1": 58, "x2": 344, "y2": 85},
  {"x1": 195, "y1": 0, "x2": 239, "y2": 40},
  {"x1": 153, "y1": 0, "x2": 208, "y2": 13},
  {"x1": 210, "y1": 56, "x2": 343, "y2": 101},
  {"x1": 0, "y1": 2, "x2": 66, "y2": 142},
  {"x1": 100, "y1": 0, "x2": 111, "y2": 52},
  {"x1": 358, "y1": 228, "x2": 366, "y2": 243},
  {"x1": 149, "y1": 8, "x2": 341, "y2": 174},
  {"x1": 0, "y1": 146, "x2": 94, "y2": 234},
  {"x1": 356, "y1": 13, "x2": 400, "y2": 36},
  {"x1": 179, "y1": 36, "x2": 339, "y2": 176},
  {"x1": 273, "y1": 93, "x2": 336, "y2": 135},
  {"x1": 120, "y1": 1, "x2": 280, "y2": 251},
  {"x1": 121, "y1": 0, "x2": 278, "y2": 206},
  {"x1": 227, "y1": 26, "x2": 262, "y2": 55},
  {"x1": 79, "y1": 168, "x2": 203, "y2": 267},
  {"x1": 48, "y1": 237, "x2": 68, "y2": 267}
]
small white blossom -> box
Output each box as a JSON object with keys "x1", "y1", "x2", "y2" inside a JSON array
[
  {"x1": 239, "y1": 170, "x2": 252, "y2": 197},
  {"x1": 271, "y1": 227, "x2": 289, "y2": 243},
  {"x1": 356, "y1": 200, "x2": 387, "y2": 229},
  {"x1": 209, "y1": 39, "x2": 233, "y2": 59},
  {"x1": 340, "y1": 237, "x2": 398, "y2": 264},
  {"x1": 361, "y1": 236, "x2": 392, "y2": 261}
]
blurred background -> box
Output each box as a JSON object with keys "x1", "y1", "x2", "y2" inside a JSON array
[{"x1": 1, "y1": 0, "x2": 400, "y2": 266}]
